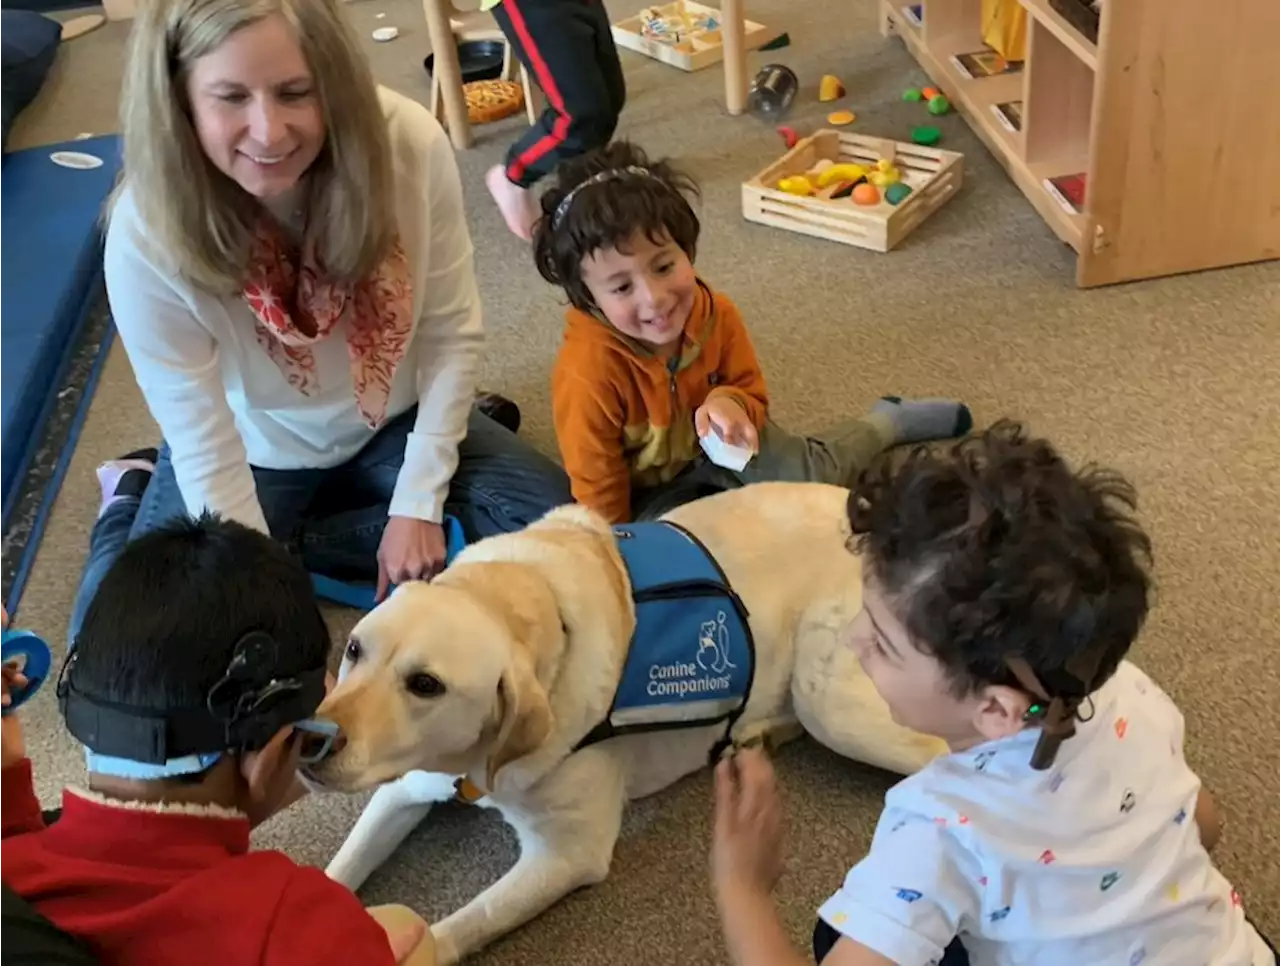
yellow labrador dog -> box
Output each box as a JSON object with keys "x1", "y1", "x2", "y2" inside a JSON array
[{"x1": 310, "y1": 482, "x2": 945, "y2": 963}]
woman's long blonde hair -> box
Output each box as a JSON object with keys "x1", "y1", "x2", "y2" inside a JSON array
[{"x1": 115, "y1": 0, "x2": 395, "y2": 291}]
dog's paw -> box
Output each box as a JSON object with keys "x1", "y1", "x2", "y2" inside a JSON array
[{"x1": 430, "y1": 924, "x2": 462, "y2": 965}]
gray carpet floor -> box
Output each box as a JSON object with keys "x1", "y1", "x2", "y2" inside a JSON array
[{"x1": 9, "y1": 1, "x2": 1279, "y2": 962}]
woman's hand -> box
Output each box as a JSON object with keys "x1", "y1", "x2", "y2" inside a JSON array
[
  {"x1": 712, "y1": 748, "x2": 786, "y2": 905},
  {"x1": 696, "y1": 395, "x2": 759, "y2": 450},
  {"x1": 376, "y1": 517, "x2": 448, "y2": 601},
  {"x1": 1, "y1": 606, "x2": 28, "y2": 769}
]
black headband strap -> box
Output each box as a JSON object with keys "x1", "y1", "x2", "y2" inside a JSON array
[{"x1": 58, "y1": 631, "x2": 327, "y2": 764}]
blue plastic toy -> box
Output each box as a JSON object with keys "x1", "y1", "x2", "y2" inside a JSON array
[
  {"x1": 310, "y1": 515, "x2": 467, "y2": 611},
  {"x1": 2, "y1": 627, "x2": 52, "y2": 716}
]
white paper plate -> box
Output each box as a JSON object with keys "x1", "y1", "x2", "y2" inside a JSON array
[{"x1": 50, "y1": 150, "x2": 104, "y2": 170}]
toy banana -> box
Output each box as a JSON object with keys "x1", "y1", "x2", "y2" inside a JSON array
[
  {"x1": 816, "y1": 163, "x2": 868, "y2": 188},
  {"x1": 777, "y1": 175, "x2": 814, "y2": 196}
]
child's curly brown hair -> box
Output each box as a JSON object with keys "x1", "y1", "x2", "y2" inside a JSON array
[
  {"x1": 532, "y1": 141, "x2": 701, "y2": 314},
  {"x1": 848, "y1": 421, "x2": 1153, "y2": 701}
]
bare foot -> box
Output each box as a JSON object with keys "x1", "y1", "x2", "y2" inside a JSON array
[{"x1": 486, "y1": 165, "x2": 538, "y2": 241}]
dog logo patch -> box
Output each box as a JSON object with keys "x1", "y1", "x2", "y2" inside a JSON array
[
  {"x1": 1173, "y1": 807, "x2": 1188, "y2": 825},
  {"x1": 696, "y1": 612, "x2": 737, "y2": 675},
  {"x1": 602, "y1": 522, "x2": 753, "y2": 734},
  {"x1": 974, "y1": 749, "x2": 996, "y2": 772},
  {"x1": 989, "y1": 906, "x2": 1011, "y2": 923},
  {"x1": 1101, "y1": 872, "x2": 1122, "y2": 891},
  {"x1": 1038, "y1": 849, "x2": 1056, "y2": 865},
  {"x1": 894, "y1": 888, "x2": 923, "y2": 903},
  {"x1": 1120, "y1": 789, "x2": 1136, "y2": 813}
]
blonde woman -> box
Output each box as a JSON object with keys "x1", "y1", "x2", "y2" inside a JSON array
[{"x1": 70, "y1": 0, "x2": 571, "y2": 637}]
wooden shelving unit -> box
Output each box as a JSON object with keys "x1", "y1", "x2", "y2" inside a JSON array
[{"x1": 879, "y1": 0, "x2": 1280, "y2": 287}]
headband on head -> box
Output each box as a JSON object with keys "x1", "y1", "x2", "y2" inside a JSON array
[
  {"x1": 60, "y1": 631, "x2": 338, "y2": 779},
  {"x1": 552, "y1": 165, "x2": 657, "y2": 229}
]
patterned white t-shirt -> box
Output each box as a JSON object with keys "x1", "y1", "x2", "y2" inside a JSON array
[{"x1": 818, "y1": 661, "x2": 1273, "y2": 966}]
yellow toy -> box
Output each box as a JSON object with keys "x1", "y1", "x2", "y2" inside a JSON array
[
  {"x1": 777, "y1": 175, "x2": 814, "y2": 196},
  {"x1": 826, "y1": 110, "x2": 856, "y2": 126},
  {"x1": 867, "y1": 159, "x2": 902, "y2": 187},
  {"x1": 816, "y1": 163, "x2": 867, "y2": 189},
  {"x1": 819, "y1": 74, "x2": 846, "y2": 102}
]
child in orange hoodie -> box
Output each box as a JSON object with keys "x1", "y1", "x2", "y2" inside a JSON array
[{"x1": 532, "y1": 141, "x2": 973, "y2": 523}]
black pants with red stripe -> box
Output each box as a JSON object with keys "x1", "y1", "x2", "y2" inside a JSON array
[{"x1": 493, "y1": 0, "x2": 626, "y2": 188}]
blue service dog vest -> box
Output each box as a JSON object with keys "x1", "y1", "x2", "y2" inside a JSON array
[{"x1": 575, "y1": 521, "x2": 755, "y2": 752}]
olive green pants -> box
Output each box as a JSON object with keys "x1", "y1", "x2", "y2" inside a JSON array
[{"x1": 634, "y1": 415, "x2": 893, "y2": 521}]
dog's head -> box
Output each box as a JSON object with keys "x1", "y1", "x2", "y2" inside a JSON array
[{"x1": 305, "y1": 573, "x2": 555, "y2": 793}]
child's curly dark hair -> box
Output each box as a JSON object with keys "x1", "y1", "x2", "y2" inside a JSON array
[
  {"x1": 848, "y1": 421, "x2": 1153, "y2": 700},
  {"x1": 532, "y1": 141, "x2": 700, "y2": 313}
]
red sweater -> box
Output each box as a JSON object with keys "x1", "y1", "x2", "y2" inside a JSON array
[{"x1": 1, "y1": 759, "x2": 396, "y2": 965}]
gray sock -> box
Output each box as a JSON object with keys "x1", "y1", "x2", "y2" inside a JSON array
[{"x1": 871, "y1": 396, "x2": 973, "y2": 445}]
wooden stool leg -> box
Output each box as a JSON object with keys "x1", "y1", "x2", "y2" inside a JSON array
[
  {"x1": 721, "y1": 0, "x2": 747, "y2": 116},
  {"x1": 423, "y1": 0, "x2": 473, "y2": 148},
  {"x1": 429, "y1": 70, "x2": 444, "y2": 123},
  {"x1": 520, "y1": 62, "x2": 542, "y2": 125},
  {"x1": 502, "y1": 41, "x2": 516, "y2": 81}
]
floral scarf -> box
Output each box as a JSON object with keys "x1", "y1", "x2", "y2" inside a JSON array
[{"x1": 242, "y1": 221, "x2": 414, "y2": 429}]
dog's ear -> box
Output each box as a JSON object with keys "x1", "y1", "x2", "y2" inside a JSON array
[{"x1": 486, "y1": 649, "x2": 553, "y2": 789}]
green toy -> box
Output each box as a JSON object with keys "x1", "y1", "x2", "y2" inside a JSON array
[
  {"x1": 902, "y1": 87, "x2": 923, "y2": 102},
  {"x1": 911, "y1": 125, "x2": 942, "y2": 146},
  {"x1": 884, "y1": 182, "x2": 914, "y2": 205},
  {"x1": 927, "y1": 94, "x2": 952, "y2": 115}
]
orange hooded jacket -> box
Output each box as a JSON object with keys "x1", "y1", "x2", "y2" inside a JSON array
[{"x1": 551, "y1": 281, "x2": 768, "y2": 523}]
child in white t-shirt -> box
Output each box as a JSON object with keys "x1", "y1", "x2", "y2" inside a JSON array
[{"x1": 710, "y1": 421, "x2": 1276, "y2": 966}]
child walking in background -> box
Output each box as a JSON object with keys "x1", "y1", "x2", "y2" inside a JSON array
[
  {"x1": 483, "y1": 0, "x2": 626, "y2": 240},
  {"x1": 531, "y1": 141, "x2": 973, "y2": 524},
  {"x1": 710, "y1": 423, "x2": 1277, "y2": 966}
]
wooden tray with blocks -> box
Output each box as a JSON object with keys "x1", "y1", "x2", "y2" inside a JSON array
[
  {"x1": 742, "y1": 130, "x2": 964, "y2": 252},
  {"x1": 611, "y1": 0, "x2": 776, "y2": 72}
]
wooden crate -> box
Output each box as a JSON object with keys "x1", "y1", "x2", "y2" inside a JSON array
[
  {"x1": 742, "y1": 130, "x2": 964, "y2": 252},
  {"x1": 612, "y1": 1, "x2": 776, "y2": 72}
]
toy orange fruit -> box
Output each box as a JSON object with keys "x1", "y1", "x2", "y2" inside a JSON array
[
  {"x1": 826, "y1": 109, "x2": 856, "y2": 126},
  {"x1": 852, "y1": 182, "x2": 880, "y2": 205}
]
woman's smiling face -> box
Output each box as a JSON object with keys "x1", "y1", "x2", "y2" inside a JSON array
[{"x1": 186, "y1": 13, "x2": 325, "y2": 199}]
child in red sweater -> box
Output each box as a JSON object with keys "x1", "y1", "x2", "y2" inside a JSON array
[{"x1": 1, "y1": 515, "x2": 434, "y2": 966}]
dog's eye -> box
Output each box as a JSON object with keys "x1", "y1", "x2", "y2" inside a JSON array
[
  {"x1": 405, "y1": 672, "x2": 445, "y2": 698},
  {"x1": 344, "y1": 638, "x2": 362, "y2": 664}
]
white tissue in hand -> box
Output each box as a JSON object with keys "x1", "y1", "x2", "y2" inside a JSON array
[{"x1": 700, "y1": 432, "x2": 755, "y2": 471}]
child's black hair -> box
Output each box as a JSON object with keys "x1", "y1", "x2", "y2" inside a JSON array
[
  {"x1": 532, "y1": 140, "x2": 701, "y2": 313},
  {"x1": 848, "y1": 421, "x2": 1152, "y2": 700},
  {"x1": 70, "y1": 513, "x2": 331, "y2": 723}
]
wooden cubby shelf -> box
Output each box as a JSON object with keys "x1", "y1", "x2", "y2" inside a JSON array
[{"x1": 879, "y1": 0, "x2": 1280, "y2": 287}]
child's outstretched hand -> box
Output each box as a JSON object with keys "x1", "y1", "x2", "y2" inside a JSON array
[
  {"x1": 1, "y1": 606, "x2": 28, "y2": 769},
  {"x1": 712, "y1": 748, "x2": 785, "y2": 903},
  {"x1": 696, "y1": 396, "x2": 759, "y2": 451}
]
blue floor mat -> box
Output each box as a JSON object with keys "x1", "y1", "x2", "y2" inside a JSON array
[{"x1": 2, "y1": 135, "x2": 122, "y2": 616}]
